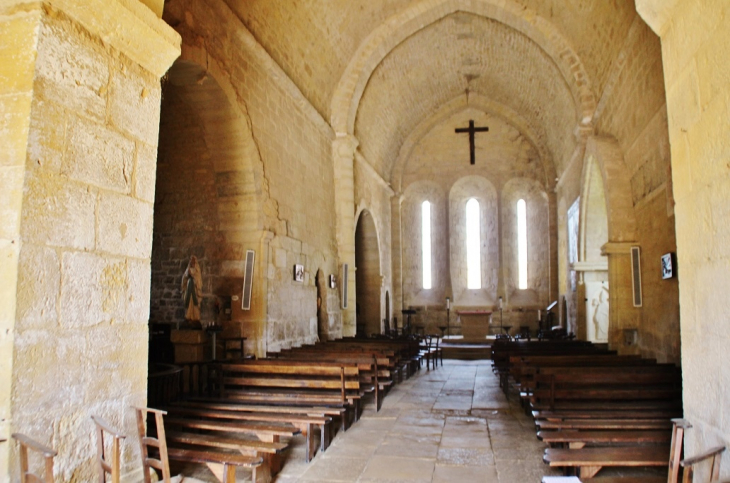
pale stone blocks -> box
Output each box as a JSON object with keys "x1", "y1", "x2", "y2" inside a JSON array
[
  {"x1": 64, "y1": 117, "x2": 135, "y2": 193},
  {"x1": 1, "y1": 93, "x2": 33, "y2": 168},
  {"x1": 0, "y1": 166, "x2": 24, "y2": 240},
  {"x1": 110, "y1": 65, "x2": 162, "y2": 145},
  {"x1": 134, "y1": 142, "x2": 158, "y2": 203},
  {"x1": 0, "y1": 10, "x2": 41, "y2": 94},
  {"x1": 35, "y1": 16, "x2": 109, "y2": 122},
  {"x1": 98, "y1": 192, "x2": 153, "y2": 258},
  {"x1": 16, "y1": 244, "x2": 59, "y2": 330},
  {"x1": 22, "y1": 170, "x2": 96, "y2": 250}
]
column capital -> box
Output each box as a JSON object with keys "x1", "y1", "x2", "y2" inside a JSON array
[{"x1": 2, "y1": 0, "x2": 181, "y2": 78}]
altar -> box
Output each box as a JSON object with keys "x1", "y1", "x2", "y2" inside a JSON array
[{"x1": 457, "y1": 310, "x2": 493, "y2": 342}]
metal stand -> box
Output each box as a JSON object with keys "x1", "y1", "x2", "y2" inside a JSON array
[{"x1": 446, "y1": 306, "x2": 450, "y2": 337}]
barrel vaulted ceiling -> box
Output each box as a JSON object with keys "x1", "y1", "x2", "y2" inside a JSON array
[{"x1": 224, "y1": 0, "x2": 640, "y2": 185}]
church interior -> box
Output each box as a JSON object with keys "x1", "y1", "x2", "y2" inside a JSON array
[{"x1": 1, "y1": 0, "x2": 729, "y2": 481}]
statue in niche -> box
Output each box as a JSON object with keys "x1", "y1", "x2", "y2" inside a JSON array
[
  {"x1": 591, "y1": 284, "x2": 609, "y2": 342},
  {"x1": 181, "y1": 255, "x2": 203, "y2": 329}
]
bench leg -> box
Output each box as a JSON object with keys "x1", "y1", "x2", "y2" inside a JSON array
[
  {"x1": 259, "y1": 435, "x2": 282, "y2": 475},
  {"x1": 320, "y1": 422, "x2": 329, "y2": 453},
  {"x1": 305, "y1": 422, "x2": 315, "y2": 463},
  {"x1": 252, "y1": 462, "x2": 272, "y2": 483},
  {"x1": 206, "y1": 462, "x2": 237, "y2": 483},
  {"x1": 578, "y1": 465, "x2": 601, "y2": 479}
]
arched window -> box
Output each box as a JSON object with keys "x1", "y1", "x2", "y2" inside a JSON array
[
  {"x1": 466, "y1": 198, "x2": 481, "y2": 289},
  {"x1": 517, "y1": 199, "x2": 528, "y2": 289},
  {"x1": 422, "y1": 201, "x2": 432, "y2": 289}
]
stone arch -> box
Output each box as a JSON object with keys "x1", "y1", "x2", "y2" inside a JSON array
[
  {"x1": 448, "y1": 176, "x2": 498, "y2": 306},
  {"x1": 149, "y1": 47, "x2": 263, "y2": 327},
  {"x1": 330, "y1": 0, "x2": 596, "y2": 135},
  {"x1": 355, "y1": 209, "x2": 382, "y2": 336},
  {"x1": 502, "y1": 178, "x2": 550, "y2": 307},
  {"x1": 401, "y1": 181, "x2": 448, "y2": 306},
  {"x1": 391, "y1": 94, "x2": 554, "y2": 193}
]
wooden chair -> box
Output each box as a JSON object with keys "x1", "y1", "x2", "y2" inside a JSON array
[
  {"x1": 91, "y1": 415, "x2": 126, "y2": 483},
  {"x1": 680, "y1": 445, "x2": 726, "y2": 482},
  {"x1": 12, "y1": 433, "x2": 57, "y2": 483},
  {"x1": 135, "y1": 406, "x2": 263, "y2": 483}
]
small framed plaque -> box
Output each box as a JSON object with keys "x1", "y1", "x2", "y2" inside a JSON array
[{"x1": 661, "y1": 253, "x2": 674, "y2": 280}]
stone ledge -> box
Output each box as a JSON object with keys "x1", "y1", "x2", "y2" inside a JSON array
[{"x1": 1, "y1": 0, "x2": 180, "y2": 78}]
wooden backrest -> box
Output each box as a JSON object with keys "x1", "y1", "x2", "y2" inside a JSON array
[
  {"x1": 91, "y1": 415, "x2": 126, "y2": 483},
  {"x1": 134, "y1": 407, "x2": 172, "y2": 483},
  {"x1": 12, "y1": 433, "x2": 57, "y2": 483}
]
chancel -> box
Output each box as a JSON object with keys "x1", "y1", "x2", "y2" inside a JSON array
[{"x1": 2, "y1": 0, "x2": 729, "y2": 482}]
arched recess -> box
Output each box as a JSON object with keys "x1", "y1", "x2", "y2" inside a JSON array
[
  {"x1": 391, "y1": 94, "x2": 554, "y2": 192},
  {"x1": 502, "y1": 178, "x2": 550, "y2": 307},
  {"x1": 576, "y1": 136, "x2": 638, "y2": 345},
  {"x1": 330, "y1": 0, "x2": 596, "y2": 135},
  {"x1": 149, "y1": 54, "x2": 262, "y2": 340},
  {"x1": 355, "y1": 210, "x2": 382, "y2": 337},
  {"x1": 401, "y1": 182, "x2": 448, "y2": 307},
  {"x1": 448, "y1": 176, "x2": 498, "y2": 306}
]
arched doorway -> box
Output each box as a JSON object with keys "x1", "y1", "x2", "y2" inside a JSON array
[
  {"x1": 575, "y1": 156, "x2": 609, "y2": 342},
  {"x1": 355, "y1": 210, "x2": 382, "y2": 337},
  {"x1": 149, "y1": 58, "x2": 258, "y2": 360}
]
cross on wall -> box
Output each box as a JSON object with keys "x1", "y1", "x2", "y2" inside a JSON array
[{"x1": 455, "y1": 119, "x2": 489, "y2": 165}]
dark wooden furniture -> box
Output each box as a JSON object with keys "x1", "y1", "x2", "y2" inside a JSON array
[
  {"x1": 680, "y1": 445, "x2": 725, "y2": 482},
  {"x1": 91, "y1": 415, "x2": 126, "y2": 483},
  {"x1": 135, "y1": 407, "x2": 264, "y2": 483},
  {"x1": 12, "y1": 433, "x2": 56, "y2": 483}
]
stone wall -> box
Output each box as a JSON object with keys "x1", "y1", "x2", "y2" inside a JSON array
[
  {"x1": 0, "y1": 1, "x2": 179, "y2": 480},
  {"x1": 162, "y1": 0, "x2": 340, "y2": 355},
  {"x1": 396, "y1": 108, "x2": 553, "y2": 337},
  {"x1": 637, "y1": 0, "x2": 730, "y2": 477}
]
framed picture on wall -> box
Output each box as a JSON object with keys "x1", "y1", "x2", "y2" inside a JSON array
[
  {"x1": 293, "y1": 264, "x2": 304, "y2": 282},
  {"x1": 661, "y1": 253, "x2": 674, "y2": 279}
]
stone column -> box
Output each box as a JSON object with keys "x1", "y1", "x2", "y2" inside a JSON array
[
  {"x1": 390, "y1": 195, "x2": 403, "y2": 323},
  {"x1": 0, "y1": 1, "x2": 179, "y2": 480},
  {"x1": 332, "y1": 133, "x2": 359, "y2": 337}
]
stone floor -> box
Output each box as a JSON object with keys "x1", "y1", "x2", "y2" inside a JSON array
[{"x1": 174, "y1": 359, "x2": 666, "y2": 482}]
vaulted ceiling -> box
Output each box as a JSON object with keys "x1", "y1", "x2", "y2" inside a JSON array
[{"x1": 223, "y1": 0, "x2": 641, "y2": 185}]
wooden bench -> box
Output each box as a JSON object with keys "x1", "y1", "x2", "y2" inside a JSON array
[
  {"x1": 536, "y1": 418, "x2": 674, "y2": 431},
  {"x1": 217, "y1": 361, "x2": 362, "y2": 430},
  {"x1": 544, "y1": 445, "x2": 669, "y2": 478},
  {"x1": 136, "y1": 407, "x2": 267, "y2": 483},
  {"x1": 92, "y1": 415, "x2": 126, "y2": 483},
  {"x1": 164, "y1": 404, "x2": 328, "y2": 462},
  {"x1": 542, "y1": 419, "x2": 691, "y2": 481},
  {"x1": 528, "y1": 366, "x2": 682, "y2": 411},
  {"x1": 538, "y1": 429, "x2": 672, "y2": 449}
]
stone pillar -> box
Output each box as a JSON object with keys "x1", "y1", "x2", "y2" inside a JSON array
[
  {"x1": 602, "y1": 242, "x2": 640, "y2": 354},
  {"x1": 332, "y1": 133, "x2": 359, "y2": 337},
  {"x1": 390, "y1": 195, "x2": 403, "y2": 323},
  {"x1": 0, "y1": 1, "x2": 179, "y2": 480}
]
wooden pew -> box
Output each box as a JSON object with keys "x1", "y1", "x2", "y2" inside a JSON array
[
  {"x1": 217, "y1": 361, "x2": 362, "y2": 430},
  {"x1": 164, "y1": 405, "x2": 328, "y2": 462},
  {"x1": 538, "y1": 429, "x2": 672, "y2": 449},
  {"x1": 136, "y1": 406, "x2": 267, "y2": 483}
]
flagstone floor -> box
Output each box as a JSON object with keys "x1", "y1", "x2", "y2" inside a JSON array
[{"x1": 173, "y1": 359, "x2": 665, "y2": 482}]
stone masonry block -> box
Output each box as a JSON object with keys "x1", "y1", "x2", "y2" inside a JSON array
[
  {"x1": 134, "y1": 142, "x2": 158, "y2": 203},
  {"x1": 0, "y1": 10, "x2": 41, "y2": 94},
  {"x1": 59, "y1": 252, "x2": 127, "y2": 328},
  {"x1": 110, "y1": 64, "x2": 162, "y2": 145},
  {"x1": 64, "y1": 116, "x2": 135, "y2": 193},
  {"x1": 274, "y1": 247, "x2": 287, "y2": 268},
  {"x1": 21, "y1": 170, "x2": 96, "y2": 250},
  {"x1": 0, "y1": 239, "x2": 19, "y2": 331},
  {"x1": 16, "y1": 244, "x2": 60, "y2": 331},
  {"x1": 1, "y1": 92, "x2": 33, "y2": 168},
  {"x1": 27, "y1": 96, "x2": 66, "y2": 173},
  {"x1": 98, "y1": 192, "x2": 154, "y2": 259},
  {"x1": 127, "y1": 258, "x2": 152, "y2": 324},
  {"x1": 35, "y1": 16, "x2": 109, "y2": 122},
  {"x1": 0, "y1": 165, "x2": 24, "y2": 240}
]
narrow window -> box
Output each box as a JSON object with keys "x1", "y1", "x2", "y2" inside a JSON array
[
  {"x1": 466, "y1": 198, "x2": 481, "y2": 289},
  {"x1": 517, "y1": 199, "x2": 528, "y2": 289},
  {"x1": 422, "y1": 201, "x2": 432, "y2": 289}
]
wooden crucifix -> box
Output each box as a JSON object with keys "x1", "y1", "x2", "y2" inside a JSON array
[{"x1": 455, "y1": 120, "x2": 489, "y2": 165}]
